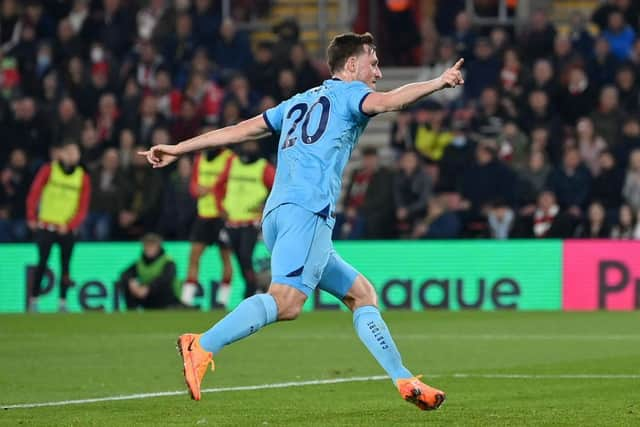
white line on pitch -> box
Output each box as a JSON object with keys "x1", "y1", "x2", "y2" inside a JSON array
[{"x1": 3, "y1": 373, "x2": 639, "y2": 410}]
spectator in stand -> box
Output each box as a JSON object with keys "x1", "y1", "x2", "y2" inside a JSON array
[
  {"x1": 85, "y1": 0, "x2": 135, "y2": 59},
  {"x1": 520, "y1": 90, "x2": 563, "y2": 161},
  {"x1": 66, "y1": 0, "x2": 90, "y2": 35},
  {"x1": 154, "y1": 69, "x2": 179, "y2": 120},
  {"x1": 623, "y1": 149, "x2": 640, "y2": 211},
  {"x1": 558, "y1": 66, "x2": 596, "y2": 128},
  {"x1": 610, "y1": 203, "x2": 636, "y2": 239},
  {"x1": 591, "y1": 150, "x2": 625, "y2": 214},
  {"x1": 614, "y1": 64, "x2": 639, "y2": 114},
  {"x1": 463, "y1": 37, "x2": 500, "y2": 101},
  {"x1": 162, "y1": 11, "x2": 195, "y2": 79},
  {"x1": 390, "y1": 109, "x2": 413, "y2": 154},
  {"x1": 183, "y1": 70, "x2": 224, "y2": 124},
  {"x1": 150, "y1": 126, "x2": 172, "y2": 149},
  {"x1": 8, "y1": 96, "x2": 51, "y2": 167},
  {"x1": 247, "y1": 41, "x2": 277, "y2": 97},
  {"x1": 338, "y1": 147, "x2": 395, "y2": 240},
  {"x1": 590, "y1": 85, "x2": 624, "y2": 147},
  {"x1": 499, "y1": 47, "x2": 526, "y2": 108},
  {"x1": 460, "y1": 142, "x2": 516, "y2": 227},
  {"x1": 414, "y1": 102, "x2": 452, "y2": 162},
  {"x1": 393, "y1": 151, "x2": 432, "y2": 237},
  {"x1": 54, "y1": 18, "x2": 82, "y2": 66},
  {"x1": 82, "y1": 148, "x2": 123, "y2": 241},
  {"x1": 134, "y1": 94, "x2": 167, "y2": 147},
  {"x1": 575, "y1": 117, "x2": 607, "y2": 176},
  {"x1": 470, "y1": 86, "x2": 508, "y2": 140},
  {"x1": 274, "y1": 68, "x2": 298, "y2": 103},
  {"x1": 118, "y1": 128, "x2": 136, "y2": 172},
  {"x1": 225, "y1": 74, "x2": 259, "y2": 119},
  {"x1": 519, "y1": 9, "x2": 557, "y2": 64},
  {"x1": 289, "y1": 43, "x2": 321, "y2": 93},
  {"x1": 171, "y1": 97, "x2": 202, "y2": 142},
  {"x1": 116, "y1": 233, "x2": 182, "y2": 309},
  {"x1": 487, "y1": 199, "x2": 515, "y2": 239},
  {"x1": 26, "y1": 141, "x2": 90, "y2": 312},
  {"x1": 38, "y1": 70, "x2": 63, "y2": 119},
  {"x1": 575, "y1": 201, "x2": 611, "y2": 238},
  {"x1": 381, "y1": 0, "x2": 420, "y2": 66},
  {"x1": 416, "y1": 37, "x2": 464, "y2": 107},
  {"x1": 586, "y1": 37, "x2": 619, "y2": 92},
  {"x1": 117, "y1": 145, "x2": 163, "y2": 239},
  {"x1": 615, "y1": 117, "x2": 640, "y2": 169},
  {"x1": 219, "y1": 99, "x2": 243, "y2": 127},
  {"x1": 630, "y1": 38, "x2": 640, "y2": 68},
  {"x1": 531, "y1": 190, "x2": 574, "y2": 238},
  {"x1": 546, "y1": 147, "x2": 592, "y2": 215},
  {"x1": 488, "y1": 26, "x2": 510, "y2": 57},
  {"x1": 213, "y1": 18, "x2": 253, "y2": 78},
  {"x1": 525, "y1": 58, "x2": 560, "y2": 106},
  {"x1": 602, "y1": 10, "x2": 636, "y2": 61},
  {"x1": 52, "y1": 97, "x2": 83, "y2": 146},
  {"x1": 192, "y1": 0, "x2": 221, "y2": 51},
  {"x1": 158, "y1": 156, "x2": 196, "y2": 240},
  {"x1": 412, "y1": 195, "x2": 461, "y2": 239},
  {"x1": 0, "y1": 148, "x2": 31, "y2": 242},
  {"x1": 79, "y1": 121, "x2": 103, "y2": 172},
  {"x1": 95, "y1": 92, "x2": 120, "y2": 148},
  {"x1": 438, "y1": 120, "x2": 475, "y2": 192},
  {"x1": 568, "y1": 11, "x2": 594, "y2": 59},
  {"x1": 551, "y1": 34, "x2": 582, "y2": 78},
  {"x1": 451, "y1": 11, "x2": 476, "y2": 60},
  {"x1": 137, "y1": 0, "x2": 169, "y2": 41},
  {"x1": 516, "y1": 150, "x2": 551, "y2": 213},
  {"x1": 497, "y1": 121, "x2": 529, "y2": 171},
  {"x1": 130, "y1": 39, "x2": 165, "y2": 92}
]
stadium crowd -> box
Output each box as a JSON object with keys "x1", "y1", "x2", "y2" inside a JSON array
[{"x1": 1, "y1": 0, "x2": 640, "y2": 243}]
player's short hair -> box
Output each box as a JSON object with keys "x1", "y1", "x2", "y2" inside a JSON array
[{"x1": 326, "y1": 32, "x2": 376, "y2": 74}]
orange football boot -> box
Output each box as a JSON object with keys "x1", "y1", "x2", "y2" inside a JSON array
[
  {"x1": 396, "y1": 375, "x2": 446, "y2": 410},
  {"x1": 176, "y1": 333, "x2": 215, "y2": 400}
]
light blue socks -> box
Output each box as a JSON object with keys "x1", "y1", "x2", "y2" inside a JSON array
[
  {"x1": 353, "y1": 305, "x2": 413, "y2": 383},
  {"x1": 200, "y1": 294, "x2": 278, "y2": 354}
]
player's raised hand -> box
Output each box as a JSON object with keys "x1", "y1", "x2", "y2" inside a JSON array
[
  {"x1": 138, "y1": 144, "x2": 179, "y2": 168},
  {"x1": 439, "y1": 58, "x2": 465, "y2": 89}
]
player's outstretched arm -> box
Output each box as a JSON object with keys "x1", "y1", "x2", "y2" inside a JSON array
[
  {"x1": 362, "y1": 58, "x2": 464, "y2": 115},
  {"x1": 138, "y1": 115, "x2": 272, "y2": 168}
]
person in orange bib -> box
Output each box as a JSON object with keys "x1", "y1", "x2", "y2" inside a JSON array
[
  {"x1": 215, "y1": 141, "x2": 274, "y2": 299},
  {"x1": 26, "y1": 141, "x2": 91, "y2": 312},
  {"x1": 182, "y1": 148, "x2": 235, "y2": 307}
]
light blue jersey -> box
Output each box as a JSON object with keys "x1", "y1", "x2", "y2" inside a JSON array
[{"x1": 262, "y1": 78, "x2": 374, "y2": 225}]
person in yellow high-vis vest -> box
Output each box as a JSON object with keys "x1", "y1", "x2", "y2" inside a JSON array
[
  {"x1": 182, "y1": 148, "x2": 234, "y2": 306},
  {"x1": 26, "y1": 141, "x2": 91, "y2": 312},
  {"x1": 215, "y1": 141, "x2": 274, "y2": 299}
]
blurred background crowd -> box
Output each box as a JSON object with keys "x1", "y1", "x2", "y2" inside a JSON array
[{"x1": 1, "y1": 0, "x2": 640, "y2": 242}]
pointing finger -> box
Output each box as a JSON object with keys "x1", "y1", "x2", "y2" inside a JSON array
[{"x1": 453, "y1": 58, "x2": 464, "y2": 70}]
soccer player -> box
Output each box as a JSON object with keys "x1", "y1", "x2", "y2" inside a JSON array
[{"x1": 141, "y1": 32, "x2": 463, "y2": 410}]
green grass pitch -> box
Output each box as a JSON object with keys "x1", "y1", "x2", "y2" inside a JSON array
[{"x1": 2, "y1": 311, "x2": 640, "y2": 426}]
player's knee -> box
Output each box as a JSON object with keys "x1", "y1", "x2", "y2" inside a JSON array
[
  {"x1": 268, "y1": 283, "x2": 307, "y2": 321},
  {"x1": 343, "y1": 275, "x2": 378, "y2": 311},
  {"x1": 277, "y1": 302, "x2": 303, "y2": 320}
]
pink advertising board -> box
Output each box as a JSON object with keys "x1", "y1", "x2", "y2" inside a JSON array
[{"x1": 563, "y1": 240, "x2": 640, "y2": 310}]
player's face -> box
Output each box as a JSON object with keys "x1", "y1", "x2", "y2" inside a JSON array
[{"x1": 355, "y1": 46, "x2": 382, "y2": 90}]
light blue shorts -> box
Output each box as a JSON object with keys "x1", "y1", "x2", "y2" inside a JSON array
[{"x1": 262, "y1": 203, "x2": 359, "y2": 298}]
